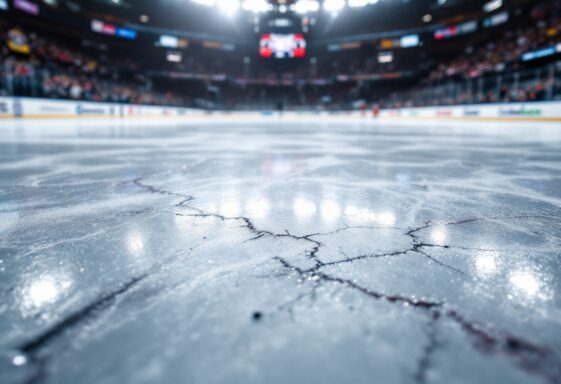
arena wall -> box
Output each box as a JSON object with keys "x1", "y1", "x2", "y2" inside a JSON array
[{"x1": 1, "y1": 97, "x2": 561, "y2": 122}]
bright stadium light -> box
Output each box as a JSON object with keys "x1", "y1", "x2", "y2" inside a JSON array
[
  {"x1": 293, "y1": 0, "x2": 320, "y2": 14},
  {"x1": 190, "y1": 0, "x2": 215, "y2": 6},
  {"x1": 324, "y1": 0, "x2": 345, "y2": 13},
  {"x1": 217, "y1": 0, "x2": 240, "y2": 15},
  {"x1": 242, "y1": 0, "x2": 269, "y2": 13},
  {"x1": 348, "y1": 0, "x2": 368, "y2": 7},
  {"x1": 483, "y1": 0, "x2": 502, "y2": 13}
]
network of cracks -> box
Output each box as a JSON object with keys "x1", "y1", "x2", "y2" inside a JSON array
[{"x1": 3, "y1": 175, "x2": 559, "y2": 384}]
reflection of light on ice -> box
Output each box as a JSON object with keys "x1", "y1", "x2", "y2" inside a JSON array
[
  {"x1": 509, "y1": 270, "x2": 544, "y2": 300},
  {"x1": 12, "y1": 355, "x2": 27, "y2": 366},
  {"x1": 127, "y1": 231, "x2": 145, "y2": 254},
  {"x1": 220, "y1": 199, "x2": 241, "y2": 217},
  {"x1": 430, "y1": 226, "x2": 448, "y2": 245},
  {"x1": 27, "y1": 279, "x2": 59, "y2": 307},
  {"x1": 20, "y1": 273, "x2": 73, "y2": 314},
  {"x1": 246, "y1": 199, "x2": 271, "y2": 219},
  {"x1": 293, "y1": 198, "x2": 317, "y2": 219},
  {"x1": 475, "y1": 251, "x2": 499, "y2": 277},
  {"x1": 377, "y1": 212, "x2": 396, "y2": 227},
  {"x1": 321, "y1": 199, "x2": 341, "y2": 223}
]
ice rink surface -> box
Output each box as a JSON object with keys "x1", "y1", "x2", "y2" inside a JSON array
[{"x1": 1, "y1": 118, "x2": 561, "y2": 384}]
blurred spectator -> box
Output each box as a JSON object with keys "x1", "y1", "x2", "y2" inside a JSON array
[{"x1": 0, "y1": 24, "x2": 185, "y2": 106}]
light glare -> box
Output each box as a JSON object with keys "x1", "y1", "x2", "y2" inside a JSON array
[
  {"x1": 324, "y1": 0, "x2": 345, "y2": 13},
  {"x1": 242, "y1": 0, "x2": 269, "y2": 13},
  {"x1": 217, "y1": 0, "x2": 239, "y2": 14}
]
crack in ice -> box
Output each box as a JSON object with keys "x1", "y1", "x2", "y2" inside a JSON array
[{"x1": 13, "y1": 177, "x2": 560, "y2": 384}]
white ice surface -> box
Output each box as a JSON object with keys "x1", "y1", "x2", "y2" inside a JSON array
[{"x1": 0, "y1": 118, "x2": 560, "y2": 384}]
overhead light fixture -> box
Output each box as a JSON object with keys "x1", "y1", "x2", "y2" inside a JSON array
[
  {"x1": 348, "y1": 0, "x2": 368, "y2": 8},
  {"x1": 293, "y1": 0, "x2": 320, "y2": 14},
  {"x1": 166, "y1": 51, "x2": 183, "y2": 63},
  {"x1": 324, "y1": 0, "x2": 345, "y2": 13},
  {"x1": 242, "y1": 0, "x2": 269, "y2": 13},
  {"x1": 378, "y1": 51, "x2": 393, "y2": 63},
  {"x1": 217, "y1": 0, "x2": 239, "y2": 15},
  {"x1": 190, "y1": 0, "x2": 215, "y2": 6},
  {"x1": 483, "y1": 0, "x2": 502, "y2": 13}
]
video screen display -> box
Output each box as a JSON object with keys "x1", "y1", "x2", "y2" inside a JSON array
[
  {"x1": 260, "y1": 34, "x2": 306, "y2": 59},
  {"x1": 159, "y1": 35, "x2": 179, "y2": 48},
  {"x1": 434, "y1": 21, "x2": 477, "y2": 40},
  {"x1": 91, "y1": 20, "x2": 137, "y2": 40},
  {"x1": 483, "y1": 11, "x2": 509, "y2": 28},
  {"x1": 14, "y1": 0, "x2": 38, "y2": 15}
]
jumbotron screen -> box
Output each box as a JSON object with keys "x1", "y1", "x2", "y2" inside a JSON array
[{"x1": 259, "y1": 34, "x2": 306, "y2": 59}]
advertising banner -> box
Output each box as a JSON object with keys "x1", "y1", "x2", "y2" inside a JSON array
[
  {"x1": 0, "y1": 97, "x2": 13, "y2": 117},
  {"x1": 380, "y1": 101, "x2": 561, "y2": 121}
]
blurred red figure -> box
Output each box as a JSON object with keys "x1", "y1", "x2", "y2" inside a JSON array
[{"x1": 372, "y1": 104, "x2": 380, "y2": 118}]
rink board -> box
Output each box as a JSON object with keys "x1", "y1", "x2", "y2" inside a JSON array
[
  {"x1": 379, "y1": 101, "x2": 561, "y2": 121},
  {"x1": 0, "y1": 97, "x2": 203, "y2": 119},
  {"x1": 0, "y1": 96, "x2": 561, "y2": 122}
]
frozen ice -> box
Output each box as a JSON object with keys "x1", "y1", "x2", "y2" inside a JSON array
[{"x1": 0, "y1": 118, "x2": 560, "y2": 384}]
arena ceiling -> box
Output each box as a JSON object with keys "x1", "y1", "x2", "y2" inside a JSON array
[{"x1": 61, "y1": 0, "x2": 527, "y2": 40}]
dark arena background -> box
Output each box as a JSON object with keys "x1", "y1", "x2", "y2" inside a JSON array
[{"x1": 1, "y1": 1, "x2": 561, "y2": 384}]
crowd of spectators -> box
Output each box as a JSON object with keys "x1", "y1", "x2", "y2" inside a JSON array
[
  {"x1": 1, "y1": 0, "x2": 561, "y2": 110},
  {"x1": 426, "y1": 1, "x2": 561, "y2": 83},
  {"x1": 0, "y1": 24, "x2": 186, "y2": 106},
  {"x1": 381, "y1": 75, "x2": 560, "y2": 109},
  {"x1": 379, "y1": 1, "x2": 561, "y2": 108}
]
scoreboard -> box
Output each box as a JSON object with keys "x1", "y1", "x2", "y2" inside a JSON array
[{"x1": 260, "y1": 34, "x2": 306, "y2": 59}]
